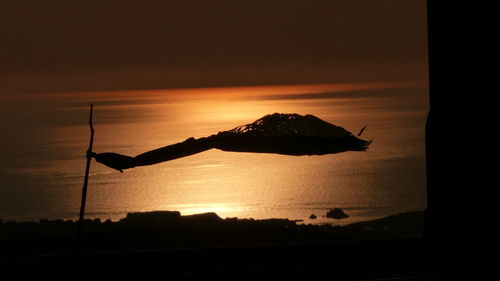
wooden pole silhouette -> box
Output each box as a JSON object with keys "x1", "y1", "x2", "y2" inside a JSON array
[{"x1": 77, "y1": 104, "x2": 94, "y2": 246}]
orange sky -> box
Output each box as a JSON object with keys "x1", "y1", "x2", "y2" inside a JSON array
[{"x1": 0, "y1": 0, "x2": 428, "y2": 95}]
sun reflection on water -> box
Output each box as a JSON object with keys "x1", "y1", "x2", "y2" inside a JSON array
[{"x1": 0, "y1": 82, "x2": 428, "y2": 223}]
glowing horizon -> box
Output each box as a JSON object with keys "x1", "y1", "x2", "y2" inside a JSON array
[{"x1": 9, "y1": 80, "x2": 428, "y2": 100}]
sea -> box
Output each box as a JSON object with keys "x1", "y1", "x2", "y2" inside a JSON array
[{"x1": 0, "y1": 82, "x2": 428, "y2": 225}]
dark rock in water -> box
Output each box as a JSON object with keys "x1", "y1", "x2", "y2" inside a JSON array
[
  {"x1": 181, "y1": 212, "x2": 224, "y2": 227},
  {"x1": 309, "y1": 214, "x2": 317, "y2": 219},
  {"x1": 122, "y1": 211, "x2": 181, "y2": 224},
  {"x1": 326, "y1": 208, "x2": 349, "y2": 219}
]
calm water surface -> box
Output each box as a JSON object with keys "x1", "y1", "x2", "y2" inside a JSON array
[{"x1": 0, "y1": 83, "x2": 428, "y2": 225}]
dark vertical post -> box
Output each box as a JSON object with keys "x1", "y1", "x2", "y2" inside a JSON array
[{"x1": 77, "y1": 104, "x2": 94, "y2": 247}]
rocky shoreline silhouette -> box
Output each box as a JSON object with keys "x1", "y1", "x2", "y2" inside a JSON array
[
  {"x1": 0, "y1": 210, "x2": 438, "y2": 280},
  {"x1": 0, "y1": 210, "x2": 423, "y2": 257}
]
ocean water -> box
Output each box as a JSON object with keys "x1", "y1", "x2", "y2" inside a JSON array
[{"x1": 0, "y1": 83, "x2": 428, "y2": 225}]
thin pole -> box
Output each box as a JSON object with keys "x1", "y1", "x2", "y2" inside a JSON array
[{"x1": 77, "y1": 104, "x2": 94, "y2": 247}]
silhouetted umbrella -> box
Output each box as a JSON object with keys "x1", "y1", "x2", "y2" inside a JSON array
[
  {"x1": 92, "y1": 113, "x2": 372, "y2": 172},
  {"x1": 91, "y1": 152, "x2": 136, "y2": 173}
]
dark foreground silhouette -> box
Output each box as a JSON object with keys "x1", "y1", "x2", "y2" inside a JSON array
[
  {"x1": 91, "y1": 113, "x2": 372, "y2": 172},
  {"x1": 0, "y1": 211, "x2": 445, "y2": 280},
  {"x1": 0, "y1": 211, "x2": 423, "y2": 256}
]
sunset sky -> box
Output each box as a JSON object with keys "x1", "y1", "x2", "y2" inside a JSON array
[
  {"x1": 1, "y1": 0, "x2": 427, "y2": 95},
  {"x1": 0, "y1": 1, "x2": 429, "y2": 224}
]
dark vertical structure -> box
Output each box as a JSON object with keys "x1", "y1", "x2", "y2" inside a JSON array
[
  {"x1": 77, "y1": 104, "x2": 94, "y2": 246},
  {"x1": 426, "y1": 1, "x2": 497, "y2": 277},
  {"x1": 424, "y1": 0, "x2": 441, "y2": 244}
]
